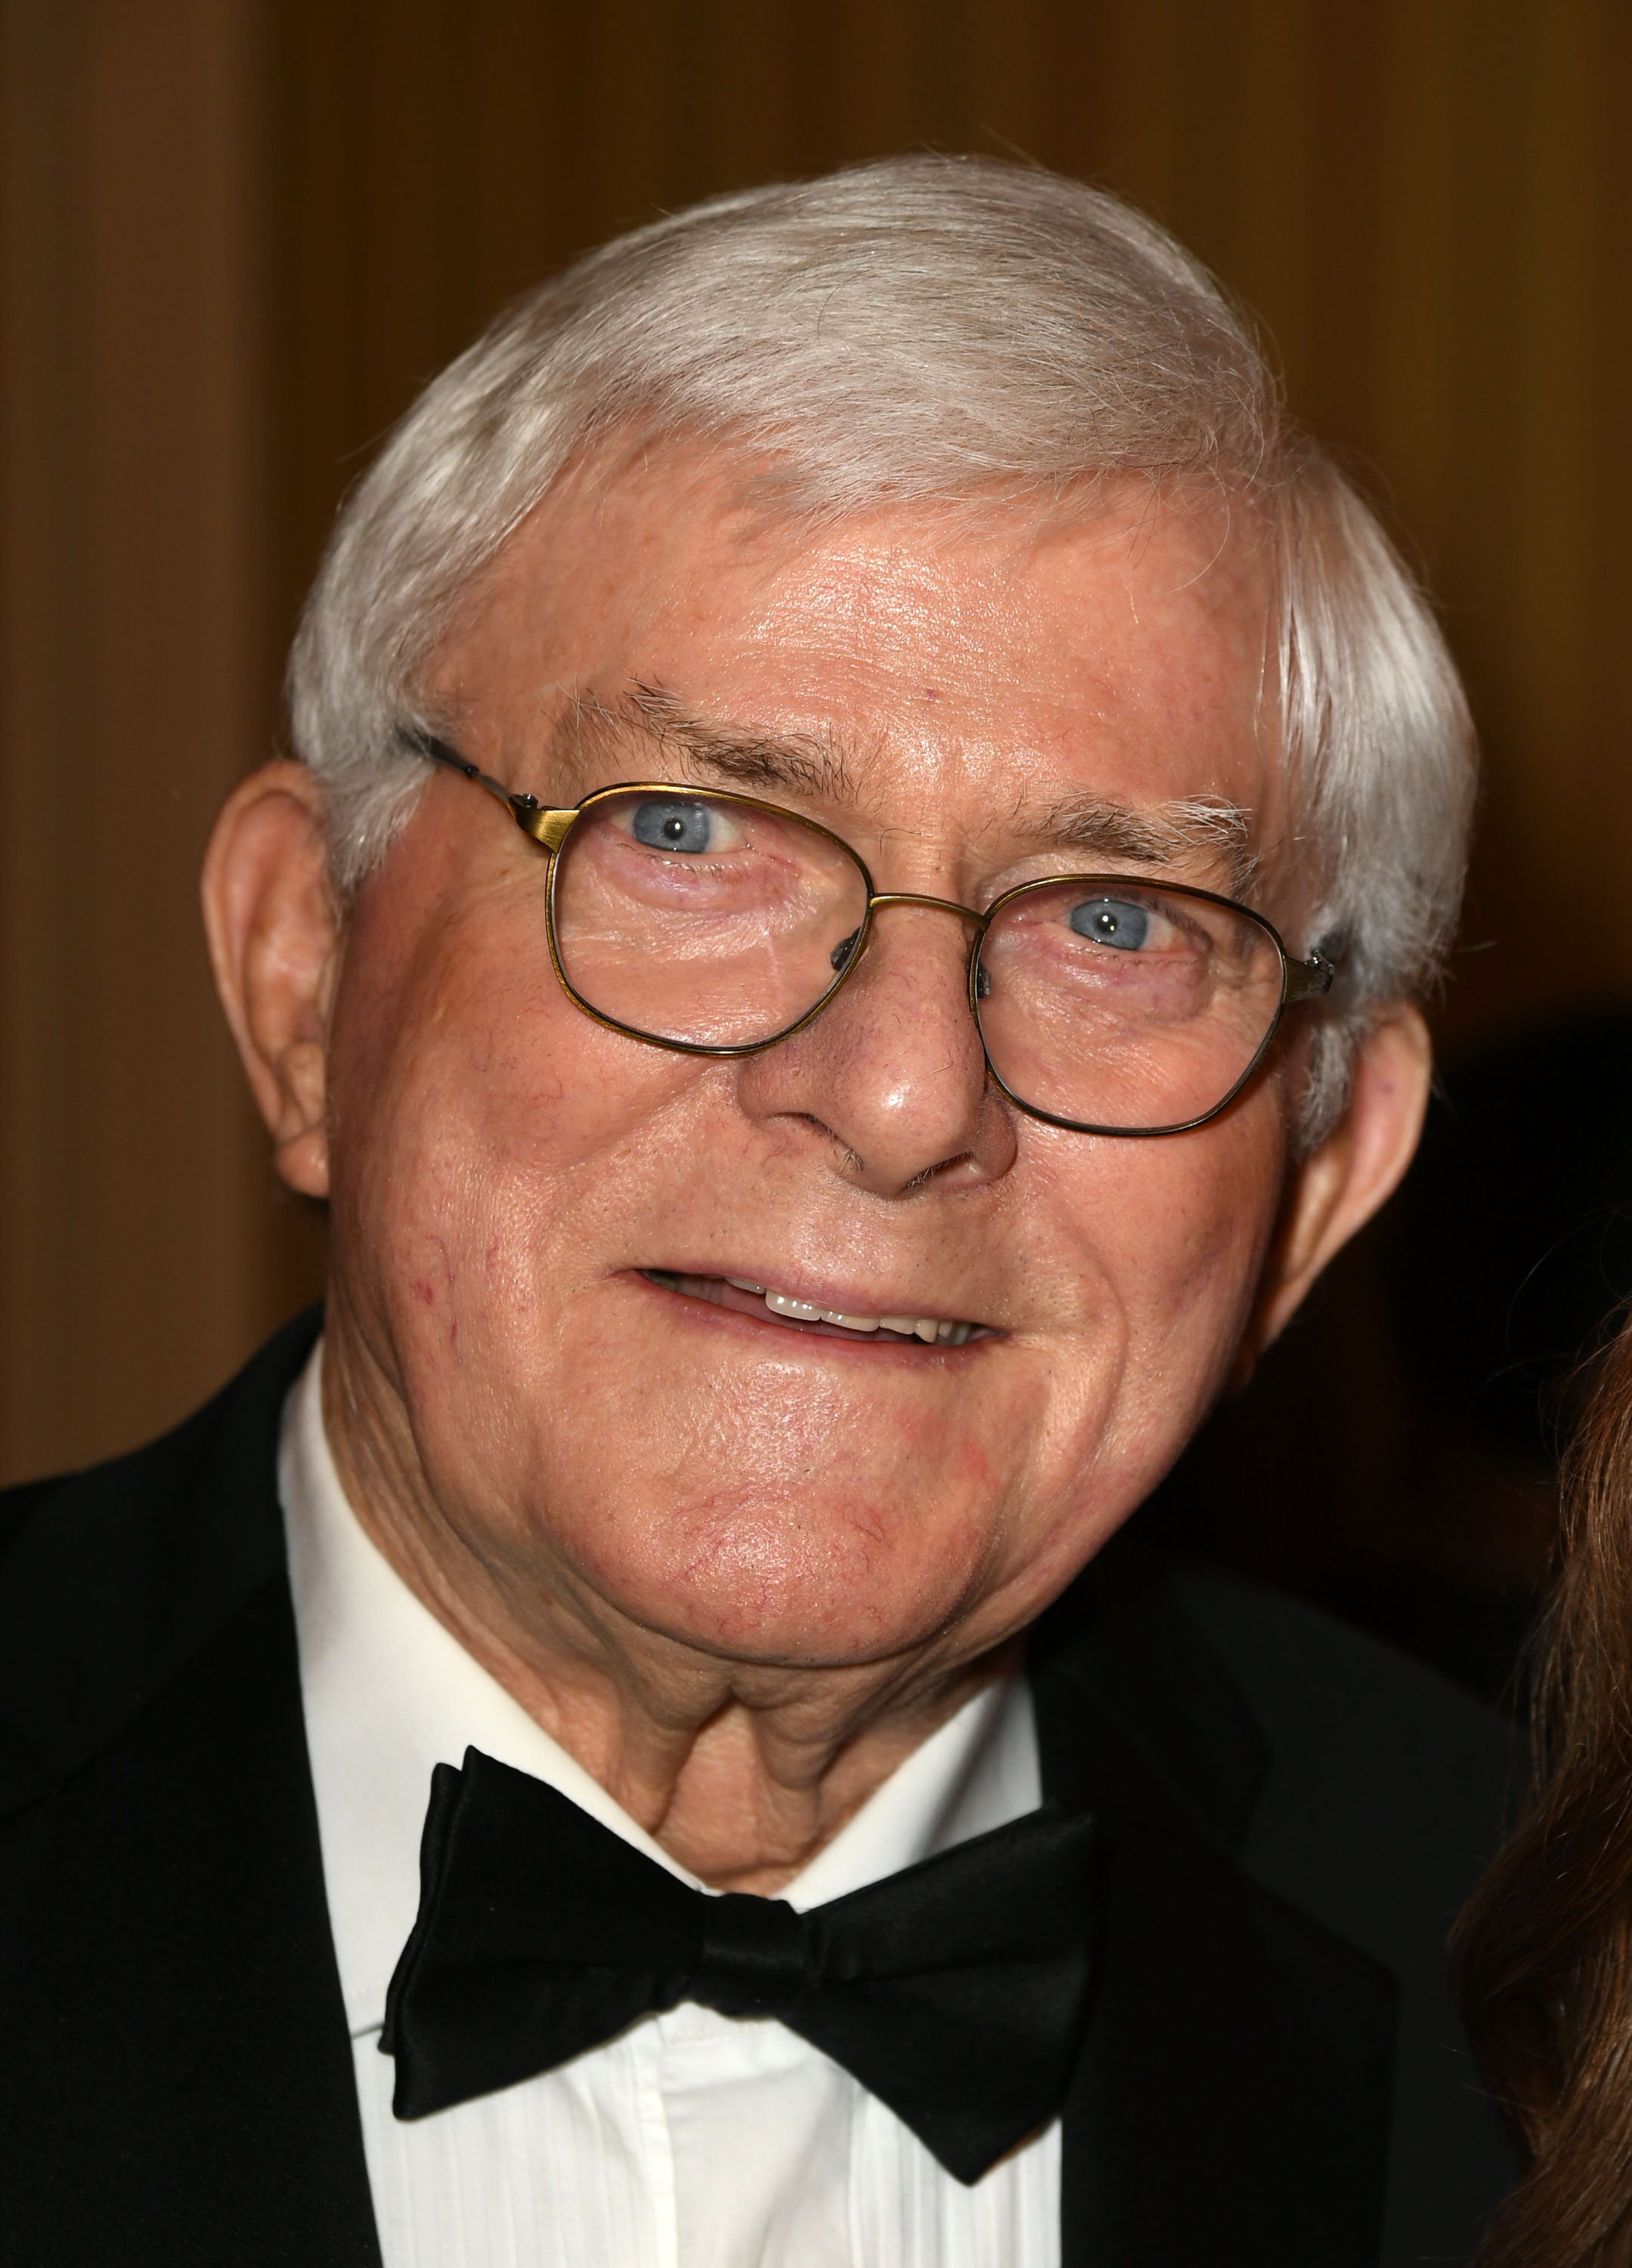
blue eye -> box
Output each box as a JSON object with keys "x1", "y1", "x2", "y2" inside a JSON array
[
  {"x1": 630, "y1": 798, "x2": 716, "y2": 853},
  {"x1": 1068, "y1": 897, "x2": 1150, "y2": 950}
]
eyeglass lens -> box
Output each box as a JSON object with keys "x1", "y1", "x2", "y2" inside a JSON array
[{"x1": 550, "y1": 788, "x2": 1285, "y2": 1132}]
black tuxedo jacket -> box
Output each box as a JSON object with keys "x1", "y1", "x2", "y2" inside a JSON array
[{"x1": 0, "y1": 1312, "x2": 1517, "y2": 2266}]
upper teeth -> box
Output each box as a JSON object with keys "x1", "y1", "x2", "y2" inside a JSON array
[{"x1": 728, "y1": 1280, "x2": 971, "y2": 1345}]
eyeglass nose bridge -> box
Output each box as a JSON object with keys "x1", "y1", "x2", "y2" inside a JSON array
[
  {"x1": 864, "y1": 890, "x2": 987, "y2": 925},
  {"x1": 844, "y1": 891, "x2": 993, "y2": 1007}
]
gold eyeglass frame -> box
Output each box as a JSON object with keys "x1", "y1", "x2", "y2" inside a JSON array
[{"x1": 410, "y1": 730, "x2": 1336, "y2": 1139}]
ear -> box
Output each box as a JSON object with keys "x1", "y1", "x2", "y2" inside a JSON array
[
  {"x1": 200, "y1": 760, "x2": 339, "y2": 1199},
  {"x1": 1234, "y1": 1004, "x2": 1432, "y2": 1380}
]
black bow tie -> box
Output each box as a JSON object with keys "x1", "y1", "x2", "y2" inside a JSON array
[{"x1": 382, "y1": 1746, "x2": 1096, "y2": 2184}]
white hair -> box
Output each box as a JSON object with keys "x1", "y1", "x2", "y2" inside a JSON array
[{"x1": 287, "y1": 154, "x2": 1475, "y2": 1145}]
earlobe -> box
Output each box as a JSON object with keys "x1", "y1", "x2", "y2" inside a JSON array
[
  {"x1": 200, "y1": 760, "x2": 340, "y2": 1201},
  {"x1": 1240, "y1": 1005, "x2": 1433, "y2": 1371}
]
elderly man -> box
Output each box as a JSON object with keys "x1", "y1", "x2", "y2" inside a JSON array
[{"x1": 2, "y1": 160, "x2": 1512, "y2": 2266}]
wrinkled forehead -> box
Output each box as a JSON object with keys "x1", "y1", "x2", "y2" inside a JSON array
[{"x1": 429, "y1": 453, "x2": 1290, "y2": 876}]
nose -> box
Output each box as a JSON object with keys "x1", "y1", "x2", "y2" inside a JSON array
[{"x1": 732, "y1": 901, "x2": 1018, "y2": 1198}]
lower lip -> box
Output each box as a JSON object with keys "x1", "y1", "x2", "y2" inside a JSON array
[{"x1": 630, "y1": 1270, "x2": 989, "y2": 1351}]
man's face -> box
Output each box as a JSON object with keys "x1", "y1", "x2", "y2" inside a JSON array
[{"x1": 321, "y1": 464, "x2": 1299, "y2": 1678}]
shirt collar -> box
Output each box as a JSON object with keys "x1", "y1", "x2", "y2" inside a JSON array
[{"x1": 280, "y1": 1340, "x2": 1041, "y2": 2037}]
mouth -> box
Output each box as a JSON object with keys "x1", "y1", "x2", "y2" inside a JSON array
[{"x1": 638, "y1": 1270, "x2": 986, "y2": 1346}]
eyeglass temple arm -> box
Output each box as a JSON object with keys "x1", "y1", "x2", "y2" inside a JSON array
[
  {"x1": 1284, "y1": 947, "x2": 1337, "y2": 1002},
  {"x1": 401, "y1": 729, "x2": 576, "y2": 851}
]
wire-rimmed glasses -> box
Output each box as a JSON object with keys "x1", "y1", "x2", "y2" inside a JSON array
[{"x1": 410, "y1": 733, "x2": 1335, "y2": 1139}]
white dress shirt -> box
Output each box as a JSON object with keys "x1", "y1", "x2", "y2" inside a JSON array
[{"x1": 280, "y1": 1343, "x2": 1060, "y2": 2267}]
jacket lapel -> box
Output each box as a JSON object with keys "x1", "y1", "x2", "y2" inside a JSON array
[
  {"x1": 0, "y1": 1310, "x2": 382, "y2": 2267},
  {"x1": 1033, "y1": 1577, "x2": 1398, "y2": 2268}
]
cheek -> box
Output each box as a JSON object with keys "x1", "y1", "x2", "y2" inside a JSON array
[
  {"x1": 324, "y1": 909, "x2": 704, "y2": 1314},
  {"x1": 1027, "y1": 1105, "x2": 1287, "y2": 1459}
]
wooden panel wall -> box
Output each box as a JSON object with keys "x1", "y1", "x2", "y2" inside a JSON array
[
  {"x1": 3, "y1": 0, "x2": 1630, "y2": 1480},
  {"x1": 1, "y1": 0, "x2": 310, "y2": 1484}
]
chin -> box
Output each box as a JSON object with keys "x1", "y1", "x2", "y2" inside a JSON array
[{"x1": 549, "y1": 1483, "x2": 997, "y2": 1668}]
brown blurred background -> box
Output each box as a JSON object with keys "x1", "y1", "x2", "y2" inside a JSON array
[{"x1": 3, "y1": 1, "x2": 1630, "y2": 1695}]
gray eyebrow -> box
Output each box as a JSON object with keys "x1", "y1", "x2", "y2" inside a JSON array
[
  {"x1": 565, "y1": 682, "x2": 857, "y2": 802},
  {"x1": 561, "y1": 682, "x2": 1259, "y2": 896},
  {"x1": 1037, "y1": 792, "x2": 1261, "y2": 897}
]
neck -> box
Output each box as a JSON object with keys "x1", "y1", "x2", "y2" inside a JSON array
[{"x1": 321, "y1": 1321, "x2": 1019, "y2": 1893}]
